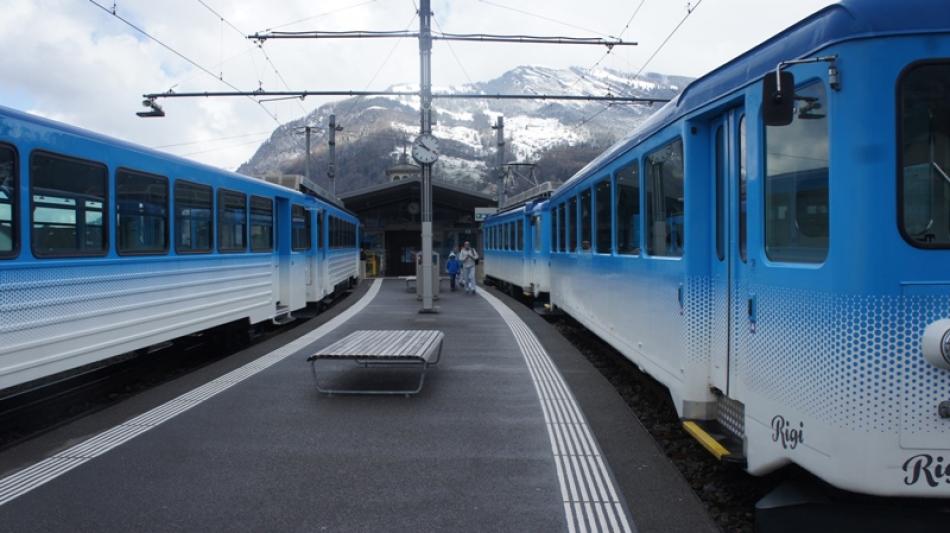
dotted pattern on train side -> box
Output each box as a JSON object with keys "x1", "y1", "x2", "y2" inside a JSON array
[{"x1": 688, "y1": 279, "x2": 950, "y2": 436}]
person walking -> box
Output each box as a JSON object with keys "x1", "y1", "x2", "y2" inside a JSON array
[
  {"x1": 458, "y1": 241, "x2": 479, "y2": 294},
  {"x1": 446, "y1": 252, "x2": 461, "y2": 291}
]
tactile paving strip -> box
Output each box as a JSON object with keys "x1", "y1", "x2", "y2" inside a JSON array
[{"x1": 478, "y1": 288, "x2": 635, "y2": 533}]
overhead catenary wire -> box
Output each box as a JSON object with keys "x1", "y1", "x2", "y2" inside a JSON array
[
  {"x1": 194, "y1": 0, "x2": 307, "y2": 116},
  {"x1": 153, "y1": 130, "x2": 273, "y2": 149},
  {"x1": 573, "y1": 0, "x2": 704, "y2": 129},
  {"x1": 260, "y1": 0, "x2": 379, "y2": 33},
  {"x1": 86, "y1": 0, "x2": 279, "y2": 123},
  {"x1": 477, "y1": 0, "x2": 614, "y2": 39},
  {"x1": 430, "y1": 12, "x2": 474, "y2": 85},
  {"x1": 567, "y1": 0, "x2": 647, "y2": 94},
  {"x1": 180, "y1": 136, "x2": 270, "y2": 156},
  {"x1": 335, "y1": 9, "x2": 419, "y2": 126},
  {"x1": 629, "y1": 0, "x2": 705, "y2": 85}
]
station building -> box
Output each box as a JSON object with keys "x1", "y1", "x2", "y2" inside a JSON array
[{"x1": 340, "y1": 155, "x2": 495, "y2": 276}]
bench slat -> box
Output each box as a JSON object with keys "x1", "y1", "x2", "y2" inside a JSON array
[{"x1": 311, "y1": 330, "x2": 444, "y2": 361}]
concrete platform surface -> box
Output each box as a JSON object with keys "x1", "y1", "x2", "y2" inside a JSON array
[{"x1": 0, "y1": 279, "x2": 715, "y2": 532}]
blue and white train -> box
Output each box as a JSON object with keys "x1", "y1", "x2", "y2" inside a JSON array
[
  {"x1": 0, "y1": 105, "x2": 360, "y2": 392},
  {"x1": 484, "y1": 0, "x2": 950, "y2": 497}
]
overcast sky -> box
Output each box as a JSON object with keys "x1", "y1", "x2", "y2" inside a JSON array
[{"x1": 0, "y1": 0, "x2": 837, "y2": 170}]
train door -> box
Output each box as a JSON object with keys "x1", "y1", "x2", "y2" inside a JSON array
[
  {"x1": 530, "y1": 213, "x2": 542, "y2": 295},
  {"x1": 709, "y1": 108, "x2": 745, "y2": 394},
  {"x1": 275, "y1": 197, "x2": 294, "y2": 312}
]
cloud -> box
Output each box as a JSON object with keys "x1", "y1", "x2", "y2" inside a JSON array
[{"x1": 0, "y1": 0, "x2": 836, "y2": 171}]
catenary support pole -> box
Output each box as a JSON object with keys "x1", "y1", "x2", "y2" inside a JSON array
[
  {"x1": 328, "y1": 114, "x2": 342, "y2": 196},
  {"x1": 493, "y1": 116, "x2": 505, "y2": 207},
  {"x1": 419, "y1": 0, "x2": 435, "y2": 312},
  {"x1": 304, "y1": 126, "x2": 312, "y2": 181}
]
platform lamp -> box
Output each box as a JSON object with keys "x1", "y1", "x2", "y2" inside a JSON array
[{"x1": 136, "y1": 99, "x2": 165, "y2": 118}]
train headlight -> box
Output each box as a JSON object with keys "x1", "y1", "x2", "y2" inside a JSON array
[{"x1": 921, "y1": 319, "x2": 950, "y2": 370}]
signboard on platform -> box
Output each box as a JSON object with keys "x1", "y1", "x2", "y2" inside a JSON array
[{"x1": 474, "y1": 207, "x2": 497, "y2": 222}]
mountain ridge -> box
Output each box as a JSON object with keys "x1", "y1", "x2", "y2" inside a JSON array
[{"x1": 237, "y1": 65, "x2": 691, "y2": 196}]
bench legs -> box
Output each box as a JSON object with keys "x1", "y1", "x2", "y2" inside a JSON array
[{"x1": 310, "y1": 358, "x2": 430, "y2": 397}]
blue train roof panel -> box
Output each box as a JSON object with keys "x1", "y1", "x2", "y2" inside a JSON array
[{"x1": 555, "y1": 0, "x2": 950, "y2": 197}]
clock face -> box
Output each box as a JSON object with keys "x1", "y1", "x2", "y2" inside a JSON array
[{"x1": 411, "y1": 134, "x2": 440, "y2": 164}]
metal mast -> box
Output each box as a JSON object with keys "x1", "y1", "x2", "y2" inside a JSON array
[
  {"x1": 493, "y1": 116, "x2": 505, "y2": 207},
  {"x1": 327, "y1": 114, "x2": 342, "y2": 196},
  {"x1": 418, "y1": 0, "x2": 435, "y2": 312}
]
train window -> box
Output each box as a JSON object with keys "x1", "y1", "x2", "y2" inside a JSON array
[
  {"x1": 175, "y1": 181, "x2": 212, "y2": 253},
  {"x1": 517, "y1": 219, "x2": 524, "y2": 250},
  {"x1": 580, "y1": 190, "x2": 592, "y2": 251},
  {"x1": 739, "y1": 116, "x2": 747, "y2": 262},
  {"x1": 765, "y1": 82, "x2": 828, "y2": 262},
  {"x1": 316, "y1": 212, "x2": 322, "y2": 249},
  {"x1": 534, "y1": 216, "x2": 541, "y2": 253},
  {"x1": 292, "y1": 205, "x2": 310, "y2": 251},
  {"x1": 30, "y1": 152, "x2": 107, "y2": 257},
  {"x1": 615, "y1": 160, "x2": 640, "y2": 255},
  {"x1": 715, "y1": 126, "x2": 726, "y2": 261},
  {"x1": 559, "y1": 203, "x2": 567, "y2": 253},
  {"x1": 0, "y1": 145, "x2": 17, "y2": 258},
  {"x1": 646, "y1": 139, "x2": 685, "y2": 257},
  {"x1": 899, "y1": 62, "x2": 950, "y2": 248},
  {"x1": 249, "y1": 196, "x2": 273, "y2": 252},
  {"x1": 595, "y1": 178, "x2": 611, "y2": 253},
  {"x1": 569, "y1": 196, "x2": 577, "y2": 252},
  {"x1": 116, "y1": 169, "x2": 168, "y2": 255},
  {"x1": 218, "y1": 189, "x2": 247, "y2": 252},
  {"x1": 550, "y1": 212, "x2": 557, "y2": 252}
]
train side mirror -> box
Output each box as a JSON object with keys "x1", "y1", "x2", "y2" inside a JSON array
[{"x1": 763, "y1": 71, "x2": 795, "y2": 126}]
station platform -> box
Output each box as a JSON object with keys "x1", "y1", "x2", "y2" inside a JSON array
[{"x1": 0, "y1": 279, "x2": 715, "y2": 533}]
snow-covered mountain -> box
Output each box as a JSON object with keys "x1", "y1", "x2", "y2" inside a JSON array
[{"x1": 237, "y1": 65, "x2": 691, "y2": 196}]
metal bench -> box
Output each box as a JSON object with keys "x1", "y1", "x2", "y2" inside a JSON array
[
  {"x1": 399, "y1": 276, "x2": 416, "y2": 292},
  {"x1": 306, "y1": 330, "x2": 444, "y2": 396}
]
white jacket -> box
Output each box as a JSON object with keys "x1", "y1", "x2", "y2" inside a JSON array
[{"x1": 458, "y1": 248, "x2": 479, "y2": 268}]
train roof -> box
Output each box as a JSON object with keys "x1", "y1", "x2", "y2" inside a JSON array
[
  {"x1": 0, "y1": 104, "x2": 361, "y2": 216},
  {"x1": 554, "y1": 0, "x2": 950, "y2": 198}
]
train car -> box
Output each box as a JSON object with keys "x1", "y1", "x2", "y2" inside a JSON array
[
  {"x1": 0, "y1": 105, "x2": 359, "y2": 392},
  {"x1": 485, "y1": 0, "x2": 950, "y2": 498},
  {"x1": 483, "y1": 199, "x2": 551, "y2": 297}
]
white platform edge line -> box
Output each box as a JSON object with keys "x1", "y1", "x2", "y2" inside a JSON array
[{"x1": 0, "y1": 278, "x2": 384, "y2": 508}]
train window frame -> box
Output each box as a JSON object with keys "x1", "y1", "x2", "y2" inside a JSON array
[
  {"x1": 517, "y1": 219, "x2": 524, "y2": 251},
  {"x1": 580, "y1": 189, "x2": 592, "y2": 252},
  {"x1": 29, "y1": 150, "x2": 109, "y2": 259},
  {"x1": 292, "y1": 204, "x2": 311, "y2": 251},
  {"x1": 568, "y1": 196, "x2": 578, "y2": 252},
  {"x1": 115, "y1": 168, "x2": 169, "y2": 256},
  {"x1": 174, "y1": 180, "x2": 213, "y2": 254},
  {"x1": 0, "y1": 143, "x2": 19, "y2": 259},
  {"x1": 897, "y1": 60, "x2": 950, "y2": 249},
  {"x1": 715, "y1": 126, "x2": 726, "y2": 261},
  {"x1": 764, "y1": 80, "x2": 829, "y2": 263},
  {"x1": 615, "y1": 158, "x2": 641, "y2": 256},
  {"x1": 316, "y1": 211, "x2": 323, "y2": 249},
  {"x1": 739, "y1": 115, "x2": 748, "y2": 262},
  {"x1": 217, "y1": 188, "x2": 247, "y2": 253},
  {"x1": 559, "y1": 203, "x2": 567, "y2": 253},
  {"x1": 534, "y1": 215, "x2": 542, "y2": 253},
  {"x1": 249, "y1": 195, "x2": 274, "y2": 253},
  {"x1": 644, "y1": 137, "x2": 686, "y2": 258},
  {"x1": 595, "y1": 177, "x2": 611, "y2": 254}
]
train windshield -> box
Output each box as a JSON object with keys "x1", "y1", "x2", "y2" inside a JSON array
[{"x1": 900, "y1": 63, "x2": 950, "y2": 247}]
